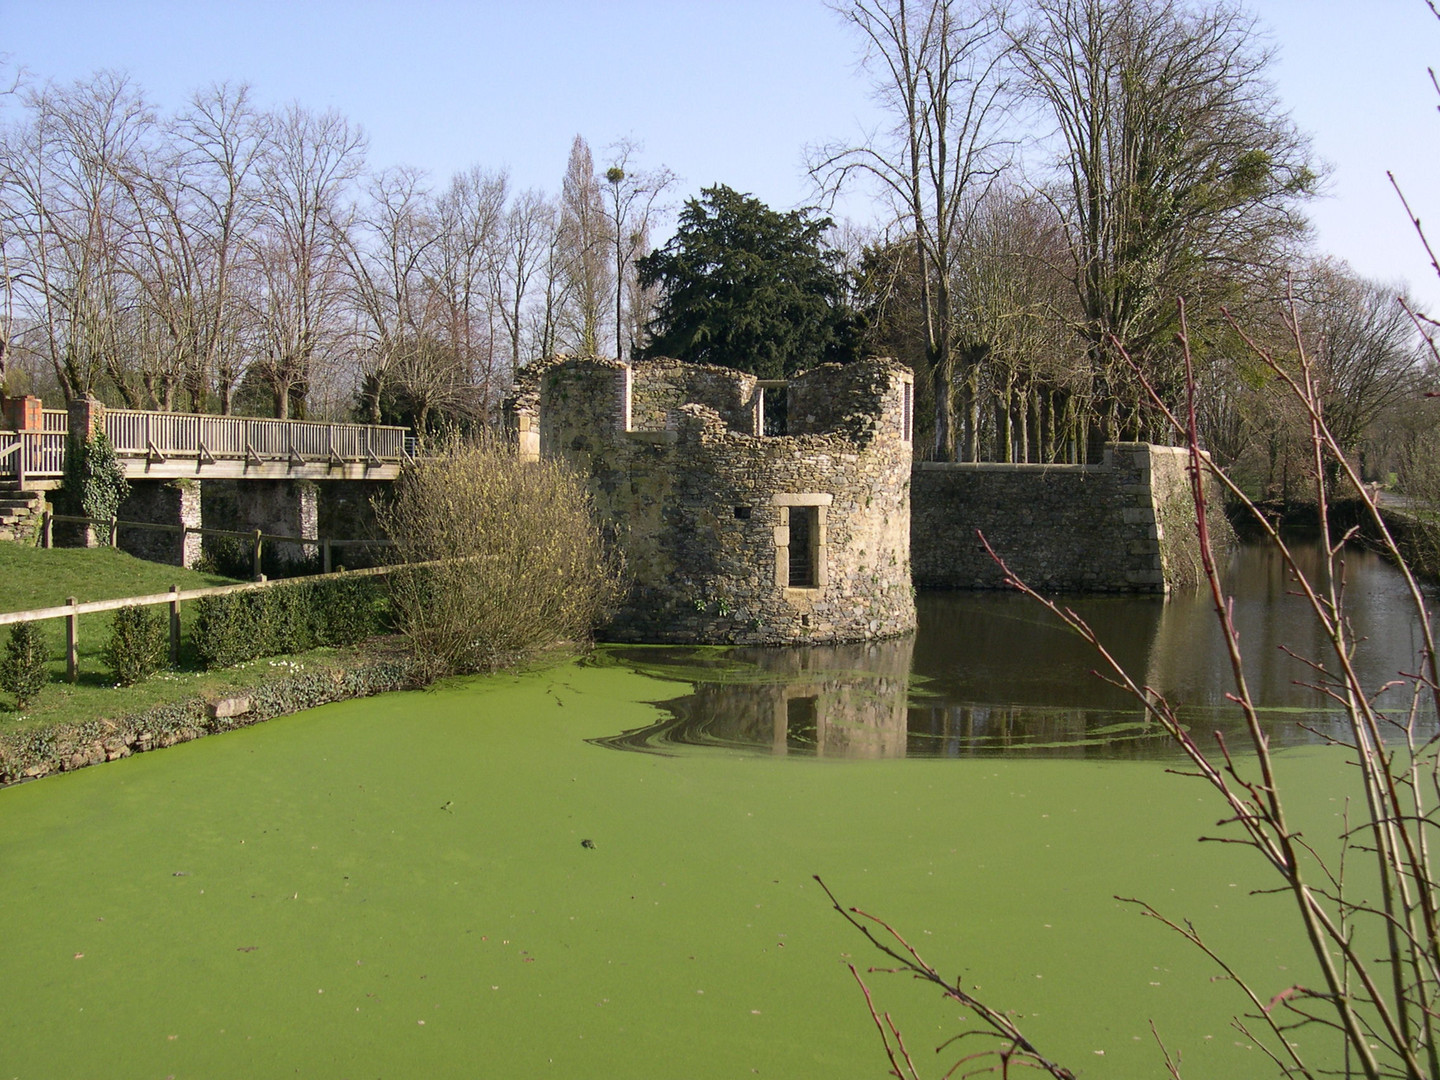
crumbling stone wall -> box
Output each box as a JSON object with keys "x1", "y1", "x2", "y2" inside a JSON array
[
  {"x1": 912, "y1": 443, "x2": 1209, "y2": 592},
  {"x1": 629, "y1": 357, "x2": 757, "y2": 433},
  {"x1": 528, "y1": 357, "x2": 916, "y2": 645}
]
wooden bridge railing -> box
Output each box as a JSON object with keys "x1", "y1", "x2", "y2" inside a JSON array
[
  {"x1": 0, "y1": 407, "x2": 409, "y2": 485},
  {"x1": 0, "y1": 430, "x2": 65, "y2": 485},
  {"x1": 102, "y1": 410, "x2": 408, "y2": 464}
]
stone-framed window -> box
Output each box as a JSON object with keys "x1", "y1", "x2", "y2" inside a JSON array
[{"x1": 772, "y1": 492, "x2": 831, "y2": 592}]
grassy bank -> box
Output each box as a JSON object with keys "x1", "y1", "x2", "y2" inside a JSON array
[
  {"x1": 0, "y1": 547, "x2": 409, "y2": 761},
  {"x1": 0, "y1": 546, "x2": 251, "y2": 728}
]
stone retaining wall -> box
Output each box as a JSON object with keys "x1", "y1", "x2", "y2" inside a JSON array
[
  {"x1": 911, "y1": 443, "x2": 1208, "y2": 592},
  {"x1": 0, "y1": 492, "x2": 45, "y2": 546},
  {"x1": 0, "y1": 656, "x2": 418, "y2": 786},
  {"x1": 116, "y1": 479, "x2": 202, "y2": 566}
]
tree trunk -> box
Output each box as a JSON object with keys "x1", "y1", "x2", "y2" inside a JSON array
[{"x1": 931, "y1": 362, "x2": 955, "y2": 462}]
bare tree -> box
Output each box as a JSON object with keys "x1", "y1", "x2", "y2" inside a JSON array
[
  {"x1": 1292, "y1": 260, "x2": 1424, "y2": 481},
  {"x1": 347, "y1": 165, "x2": 436, "y2": 424},
  {"x1": 599, "y1": 139, "x2": 673, "y2": 361},
  {"x1": 1010, "y1": 0, "x2": 1317, "y2": 442},
  {"x1": 813, "y1": 0, "x2": 1015, "y2": 460},
  {"x1": 250, "y1": 104, "x2": 365, "y2": 418},
  {"x1": 493, "y1": 187, "x2": 555, "y2": 373},
  {"x1": 0, "y1": 59, "x2": 26, "y2": 395},
  {"x1": 426, "y1": 165, "x2": 506, "y2": 424},
  {"x1": 1, "y1": 71, "x2": 154, "y2": 402},
  {"x1": 531, "y1": 201, "x2": 573, "y2": 363},
  {"x1": 112, "y1": 83, "x2": 268, "y2": 411}
]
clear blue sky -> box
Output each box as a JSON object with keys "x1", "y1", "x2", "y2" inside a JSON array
[{"x1": 4, "y1": 0, "x2": 1439, "y2": 314}]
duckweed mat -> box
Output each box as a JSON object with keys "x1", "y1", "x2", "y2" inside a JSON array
[{"x1": 0, "y1": 657, "x2": 1349, "y2": 1078}]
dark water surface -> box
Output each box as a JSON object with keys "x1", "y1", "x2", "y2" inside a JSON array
[{"x1": 597, "y1": 543, "x2": 1437, "y2": 759}]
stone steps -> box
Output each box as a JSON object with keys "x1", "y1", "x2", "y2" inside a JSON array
[{"x1": 0, "y1": 486, "x2": 47, "y2": 543}]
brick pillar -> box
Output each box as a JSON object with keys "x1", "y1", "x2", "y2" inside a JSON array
[
  {"x1": 58, "y1": 398, "x2": 109, "y2": 548},
  {"x1": 66, "y1": 396, "x2": 106, "y2": 441},
  {"x1": 2, "y1": 395, "x2": 42, "y2": 432}
]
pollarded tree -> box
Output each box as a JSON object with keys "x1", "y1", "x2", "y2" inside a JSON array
[{"x1": 635, "y1": 185, "x2": 860, "y2": 379}]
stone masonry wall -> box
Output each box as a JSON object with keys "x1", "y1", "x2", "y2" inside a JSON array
[
  {"x1": 537, "y1": 357, "x2": 915, "y2": 645},
  {"x1": 629, "y1": 358, "x2": 757, "y2": 433},
  {"x1": 0, "y1": 491, "x2": 46, "y2": 546},
  {"x1": 911, "y1": 443, "x2": 1206, "y2": 592},
  {"x1": 202, "y1": 479, "x2": 319, "y2": 567},
  {"x1": 116, "y1": 480, "x2": 202, "y2": 567}
]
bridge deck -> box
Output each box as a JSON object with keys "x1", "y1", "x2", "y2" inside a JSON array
[{"x1": 0, "y1": 409, "x2": 409, "y2": 488}]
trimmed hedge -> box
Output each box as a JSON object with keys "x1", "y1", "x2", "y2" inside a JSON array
[
  {"x1": 1, "y1": 622, "x2": 48, "y2": 710},
  {"x1": 193, "y1": 577, "x2": 385, "y2": 670},
  {"x1": 102, "y1": 606, "x2": 169, "y2": 686}
]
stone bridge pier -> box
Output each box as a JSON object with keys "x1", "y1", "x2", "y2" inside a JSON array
[
  {"x1": 116, "y1": 480, "x2": 203, "y2": 567},
  {"x1": 113, "y1": 477, "x2": 391, "y2": 570}
]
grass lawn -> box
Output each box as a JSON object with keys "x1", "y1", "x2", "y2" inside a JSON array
[{"x1": 0, "y1": 545, "x2": 360, "y2": 733}]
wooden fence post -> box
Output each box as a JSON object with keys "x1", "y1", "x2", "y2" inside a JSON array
[
  {"x1": 322, "y1": 538, "x2": 332, "y2": 574},
  {"x1": 108, "y1": 515, "x2": 118, "y2": 547},
  {"x1": 42, "y1": 510, "x2": 52, "y2": 549},
  {"x1": 65, "y1": 596, "x2": 78, "y2": 683},
  {"x1": 252, "y1": 529, "x2": 263, "y2": 581},
  {"x1": 168, "y1": 585, "x2": 180, "y2": 665}
]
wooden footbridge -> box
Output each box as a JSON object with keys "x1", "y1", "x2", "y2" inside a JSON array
[{"x1": 0, "y1": 406, "x2": 410, "y2": 489}]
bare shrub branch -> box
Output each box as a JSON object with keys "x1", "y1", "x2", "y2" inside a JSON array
[{"x1": 378, "y1": 443, "x2": 621, "y2": 679}]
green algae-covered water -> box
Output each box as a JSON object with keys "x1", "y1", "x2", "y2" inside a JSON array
[{"x1": 0, "y1": 655, "x2": 1355, "y2": 1078}]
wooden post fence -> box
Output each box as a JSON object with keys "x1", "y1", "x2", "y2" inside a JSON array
[
  {"x1": 65, "y1": 596, "x2": 78, "y2": 683},
  {"x1": 38, "y1": 511, "x2": 392, "y2": 571},
  {"x1": 168, "y1": 585, "x2": 181, "y2": 665},
  {"x1": 0, "y1": 563, "x2": 401, "y2": 685}
]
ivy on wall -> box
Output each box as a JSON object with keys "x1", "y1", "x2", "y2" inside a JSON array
[{"x1": 59, "y1": 431, "x2": 130, "y2": 539}]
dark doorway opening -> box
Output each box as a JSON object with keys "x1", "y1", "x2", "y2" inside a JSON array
[{"x1": 788, "y1": 506, "x2": 816, "y2": 587}]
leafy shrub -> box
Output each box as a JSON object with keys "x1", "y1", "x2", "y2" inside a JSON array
[
  {"x1": 0, "y1": 622, "x2": 48, "y2": 709},
  {"x1": 193, "y1": 592, "x2": 267, "y2": 669},
  {"x1": 262, "y1": 583, "x2": 320, "y2": 654},
  {"x1": 311, "y1": 577, "x2": 382, "y2": 645},
  {"x1": 378, "y1": 444, "x2": 621, "y2": 679},
  {"x1": 101, "y1": 605, "x2": 169, "y2": 686}
]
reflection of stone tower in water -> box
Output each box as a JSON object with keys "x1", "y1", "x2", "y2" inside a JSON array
[
  {"x1": 507, "y1": 356, "x2": 916, "y2": 646},
  {"x1": 613, "y1": 636, "x2": 916, "y2": 759}
]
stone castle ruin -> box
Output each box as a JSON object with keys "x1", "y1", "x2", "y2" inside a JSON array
[
  {"x1": 509, "y1": 354, "x2": 1210, "y2": 648},
  {"x1": 509, "y1": 356, "x2": 918, "y2": 646}
]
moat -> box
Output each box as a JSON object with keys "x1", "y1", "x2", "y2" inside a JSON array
[
  {"x1": 598, "y1": 541, "x2": 1437, "y2": 759},
  {"x1": 0, "y1": 541, "x2": 1428, "y2": 1079}
]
